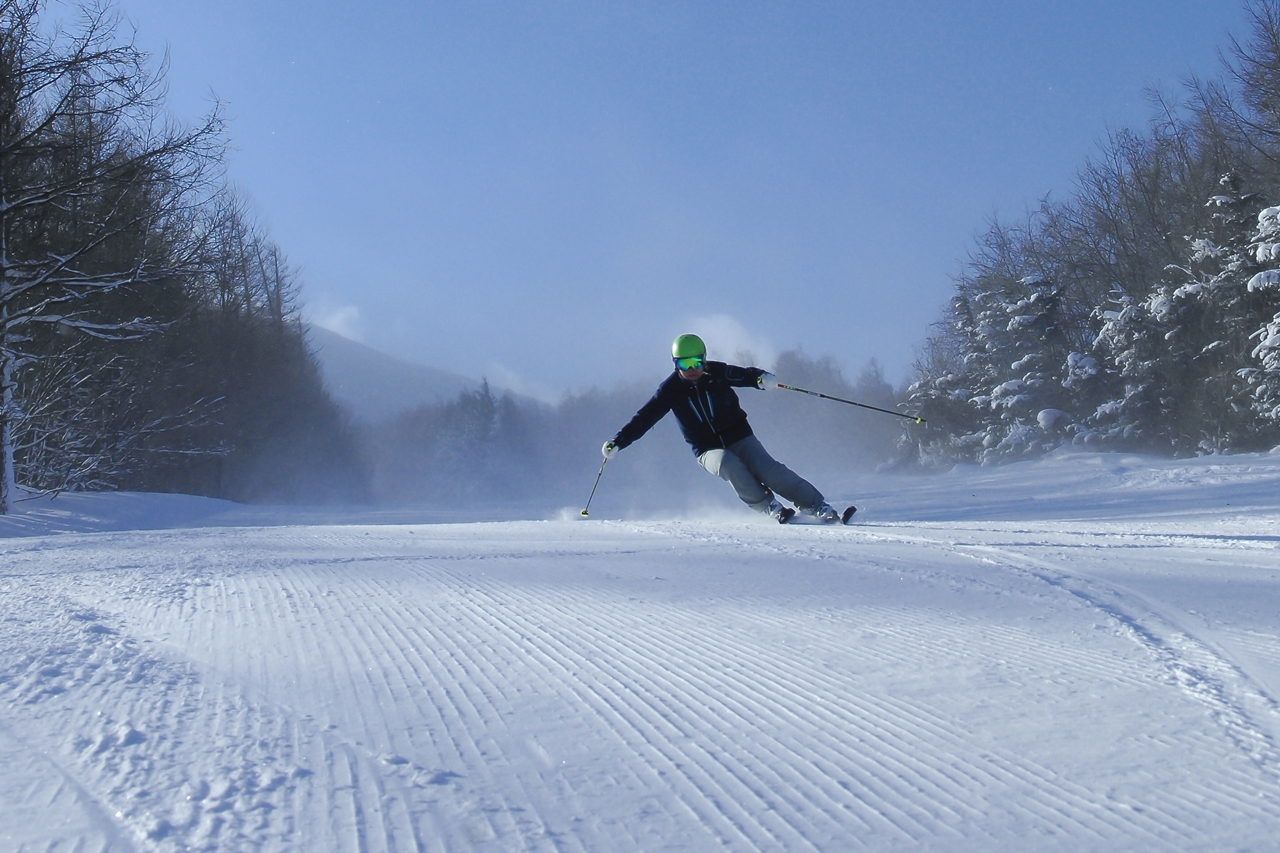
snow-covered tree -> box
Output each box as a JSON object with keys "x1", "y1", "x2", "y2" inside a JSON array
[
  {"x1": 1241, "y1": 202, "x2": 1280, "y2": 428},
  {"x1": 0, "y1": 0, "x2": 221, "y2": 511},
  {"x1": 905, "y1": 218, "x2": 1088, "y2": 464},
  {"x1": 1084, "y1": 178, "x2": 1273, "y2": 453}
]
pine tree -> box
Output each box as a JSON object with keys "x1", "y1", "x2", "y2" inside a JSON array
[{"x1": 1242, "y1": 201, "x2": 1280, "y2": 430}]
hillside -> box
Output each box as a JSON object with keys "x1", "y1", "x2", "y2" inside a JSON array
[{"x1": 306, "y1": 325, "x2": 482, "y2": 423}]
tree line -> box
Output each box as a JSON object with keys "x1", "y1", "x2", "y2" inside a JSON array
[
  {"x1": 0, "y1": 0, "x2": 363, "y2": 512},
  {"x1": 43, "y1": 0, "x2": 1271, "y2": 510},
  {"x1": 901, "y1": 1, "x2": 1280, "y2": 466}
]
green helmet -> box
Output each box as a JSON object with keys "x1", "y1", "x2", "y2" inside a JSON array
[{"x1": 671, "y1": 334, "x2": 706, "y2": 360}]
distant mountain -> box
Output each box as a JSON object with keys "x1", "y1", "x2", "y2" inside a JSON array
[{"x1": 307, "y1": 325, "x2": 483, "y2": 424}]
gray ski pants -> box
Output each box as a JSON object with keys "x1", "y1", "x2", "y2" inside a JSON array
[{"x1": 697, "y1": 434, "x2": 824, "y2": 514}]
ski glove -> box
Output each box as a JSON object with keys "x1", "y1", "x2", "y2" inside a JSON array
[
  {"x1": 602, "y1": 440, "x2": 620, "y2": 460},
  {"x1": 757, "y1": 371, "x2": 779, "y2": 390}
]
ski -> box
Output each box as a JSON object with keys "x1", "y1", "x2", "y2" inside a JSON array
[{"x1": 841, "y1": 505, "x2": 857, "y2": 524}]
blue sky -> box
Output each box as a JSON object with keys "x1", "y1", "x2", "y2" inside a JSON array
[{"x1": 115, "y1": 0, "x2": 1251, "y2": 400}]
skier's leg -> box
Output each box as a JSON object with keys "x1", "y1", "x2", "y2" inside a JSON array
[
  {"x1": 728, "y1": 435, "x2": 824, "y2": 511},
  {"x1": 697, "y1": 448, "x2": 774, "y2": 513}
]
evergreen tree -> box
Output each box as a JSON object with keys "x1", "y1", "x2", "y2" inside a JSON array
[{"x1": 1242, "y1": 201, "x2": 1280, "y2": 429}]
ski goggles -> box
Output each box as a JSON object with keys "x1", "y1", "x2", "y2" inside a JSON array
[{"x1": 673, "y1": 355, "x2": 705, "y2": 371}]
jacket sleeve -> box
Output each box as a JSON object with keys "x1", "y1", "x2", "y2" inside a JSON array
[
  {"x1": 720, "y1": 363, "x2": 765, "y2": 389},
  {"x1": 613, "y1": 384, "x2": 673, "y2": 449}
]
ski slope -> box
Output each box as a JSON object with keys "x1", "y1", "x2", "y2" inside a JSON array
[{"x1": 3, "y1": 450, "x2": 1280, "y2": 852}]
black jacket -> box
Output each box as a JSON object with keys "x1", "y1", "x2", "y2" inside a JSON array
[{"x1": 613, "y1": 361, "x2": 765, "y2": 456}]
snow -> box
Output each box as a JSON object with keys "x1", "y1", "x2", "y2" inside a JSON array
[
  {"x1": 1248, "y1": 269, "x2": 1280, "y2": 291},
  {"x1": 4, "y1": 450, "x2": 1280, "y2": 851},
  {"x1": 1036, "y1": 408, "x2": 1068, "y2": 429}
]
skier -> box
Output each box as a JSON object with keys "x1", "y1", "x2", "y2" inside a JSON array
[{"x1": 602, "y1": 334, "x2": 844, "y2": 524}]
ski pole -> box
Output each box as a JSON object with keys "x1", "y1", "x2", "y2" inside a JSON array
[
  {"x1": 580, "y1": 457, "x2": 609, "y2": 517},
  {"x1": 776, "y1": 383, "x2": 926, "y2": 424}
]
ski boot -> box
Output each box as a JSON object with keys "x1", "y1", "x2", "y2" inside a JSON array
[
  {"x1": 803, "y1": 502, "x2": 842, "y2": 523},
  {"x1": 767, "y1": 498, "x2": 795, "y2": 524}
]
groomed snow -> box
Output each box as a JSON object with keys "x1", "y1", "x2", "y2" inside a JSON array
[{"x1": 3, "y1": 449, "x2": 1280, "y2": 851}]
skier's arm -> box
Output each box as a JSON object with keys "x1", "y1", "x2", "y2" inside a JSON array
[
  {"x1": 721, "y1": 363, "x2": 767, "y2": 389},
  {"x1": 612, "y1": 388, "x2": 672, "y2": 450}
]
